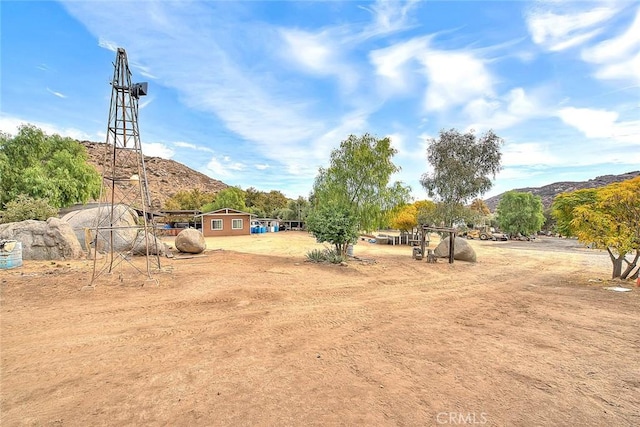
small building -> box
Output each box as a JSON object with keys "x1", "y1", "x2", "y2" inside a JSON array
[{"x1": 197, "y1": 208, "x2": 254, "y2": 237}]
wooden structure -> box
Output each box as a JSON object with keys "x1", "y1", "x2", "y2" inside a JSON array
[
  {"x1": 420, "y1": 225, "x2": 456, "y2": 264},
  {"x1": 197, "y1": 208, "x2": 254, "y2": 237}
]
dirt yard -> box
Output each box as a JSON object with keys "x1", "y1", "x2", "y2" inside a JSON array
[{"x1": 1, "y1": 232, "x2": 638, "y2": 426}]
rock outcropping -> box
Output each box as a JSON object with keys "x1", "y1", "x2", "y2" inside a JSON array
[
  {"x1": 0, "y1": 218, "x2": 84, "y2": 260},
  {"x1": 80, "y1": 141, "x2": 228, "y2": 209}
]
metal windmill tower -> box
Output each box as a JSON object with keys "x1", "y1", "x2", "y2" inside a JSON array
[{"x1": 90, "y1": 47, "x2": 161, "y2": 284}]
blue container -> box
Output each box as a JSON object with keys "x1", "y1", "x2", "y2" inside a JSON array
[
  {"x1": 260, "y1": 226, "x2": 266, "y2": 233},
  {"x1": 275, "y1": 225, "x2": 279, "y2": 232},
  {"x1": 251, "y1": 226, "x2": 256, "y2": 234},
  {"x1": 0, "y1": 241, "x2": 23, "y2": 269}
]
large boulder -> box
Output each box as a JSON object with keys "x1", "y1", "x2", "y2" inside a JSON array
[
  {"x1": 131, "y1": 231, "x2": 168, "y2": 256},
  {"x1": 175, "y1": 229, "x2": 206, "y2": 254},
  {"x1": 62, "y1": 204, "x2": 139, "y2": 252},
  {"x1": 0, "y1": 218, "x2": 84, "y2": 260},
  {"x1": 434, "y1": 236, "x2": 477, "y2": 262}
]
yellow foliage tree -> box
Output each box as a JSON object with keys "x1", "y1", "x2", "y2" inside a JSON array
[
  {"x1": 390, "y1": 204, "x2": 418, "y2": 232},
  {"x1": 558, "y1": 176, "x2": 640, "y2": 279}
]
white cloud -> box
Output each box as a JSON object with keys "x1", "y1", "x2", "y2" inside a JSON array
[
  {"x1": 359, "y1": 0, "x2": 421, "y2": 39},
  {"x1": 465, "y1": 87, "x2": 546, "y2": 131},
  {"x1": 62, "y1": 1, "x2": 330, "y2": 174},
  {"x1": 279, "y1": 29, "x2": 359, "y2": 91},
  {"x1": 142, "y1": 142, "x2": 174, "y2": 158},
  {"x1": 525, "y1": 4, "x2": 618, "y2": 51},
  {"x1": 204, "y1": 155, "x2": 246, "y2": 178},
  {"x1": 0, "y1": 114, "x2": 96, "y2": 141},
  {"x1": 370, "y1": 37, "x2": 494, "y2": 111},
  {"x1": 255, "y1": 164, "x2": 270, "y2": 170},
  {"x1": 370, "y1": 36, "x2": 429, "y2": 95},
  {"x1": 174, "y1": 141, "x2": 214, "y2": 153},
  {"x1": 420, "y1": 50, "x2": 493, "y2": 112},
  {"x1": 97, "y1": 37, "x2": 118, "y2": 52},
  {"x1": 47, "y1": 88, "x2": 66, "y2": 98},
  {"x1": 581, "y1": 6, "x2": 640, "y2": 84},
  {"x1": 138, "y1": 97, "x2": 153, "y2": 110},
  {"x1": 502, "y1": 142, "x2": 557, "y2": 167},
  {"x1": 131, "y1": 62, "x2": 157, "y2": 80},
  {"x1": 557, "y1": 107, "x2": 640, "y2": 145}
]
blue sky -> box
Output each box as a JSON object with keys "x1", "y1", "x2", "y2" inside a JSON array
[{"x1": 1, "y1": 1, "x2": 639, "y2": 200}]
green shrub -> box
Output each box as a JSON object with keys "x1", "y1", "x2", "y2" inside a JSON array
[
  {"x1": 305, "y1": 248, "x2": 345, "y2": 264},
  {"x1": 0, "y1": 194, "x2": 58, "y2": 223}
]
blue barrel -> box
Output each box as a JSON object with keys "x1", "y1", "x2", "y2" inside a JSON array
[
  {"x1": 251, "y1": 226, "x2": 256, "y2": 234},
  {"x1": 275, "y1": 225, "x2": 279, "y2": 232},
  {"x1": 0, "y1": 241, "x2": 23, "y2": 269},
  {"x1": 260, "y1": 226, "x2": 266, "y2": 233}
]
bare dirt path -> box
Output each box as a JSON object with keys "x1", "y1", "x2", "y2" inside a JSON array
[{"x1": 1, "y1": 232, "x2": 638, "y2": 426}]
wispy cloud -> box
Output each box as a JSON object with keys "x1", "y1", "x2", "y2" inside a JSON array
[
  {"x1": 557, "y1": 106, "x2": 640, "y2": 145},
  {"x1": 525, "y1": 3, "x2": 619, "y2": 52},
  {"x1": 142, "y1": 142, "x2": 174, "y2": 159},
  {"x1": 98, "y1": 37, "x2": 118, "y2": 52},
  {"x1": 465, "y1": 87, "x2": 548, "y2": 131},
  {"x1": 525, "y1": 1, "x2": 639, "y2": 84},
  {"x1": 174, "y1": 141, "x2": 214, "y2": 153},
  {"x1": 502, "y1": 141, "x2": 557, "y2": 167},
  {"x1": 581, "y1": 6, "x2": 640, "y2": 84},
  {"x1": 359, "y1": 0, "x2": 421, "y2": 39},
  {"x1": 47, "y1": 87, "x2": 66, "y2": 98},
  {"x1": 279, "y1": 28, "x2": 359, "y2": 91},
  {"x1": 138, "y1": 97, "x2": 153, "y2": 110},
  {"x1": 204, "y1": 155, "x2": 246, "y2": 178},
  {"x1": 0, "y1": 114, "x2": 96, "y2": 141},
  {"x1": 370, "y1": 36, "x2": 494, "y2": 112}
]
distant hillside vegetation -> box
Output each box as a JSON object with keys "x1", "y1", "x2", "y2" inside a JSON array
[
  {"x1": 80, "y1": 141, "x2": 228, "y2": 209},
  {"x1": 484, "y1": 171, "x2": 640, "y2": 212}
]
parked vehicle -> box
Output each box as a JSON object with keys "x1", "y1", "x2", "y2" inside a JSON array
[{"x1": 463, "y1": 227, "x2": 508, "y2": 241}]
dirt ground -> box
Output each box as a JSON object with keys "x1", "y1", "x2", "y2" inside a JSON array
[{"x1": 1, "y1": 232, "x2": 638, "y2": 426}]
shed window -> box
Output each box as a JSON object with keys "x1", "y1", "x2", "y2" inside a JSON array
[
  {"x1": 232, "y1": 219, "x2": 243, "y2": 230},
  {"x1": 211, "y1": 219, "x2": 223, "y2": 230}
]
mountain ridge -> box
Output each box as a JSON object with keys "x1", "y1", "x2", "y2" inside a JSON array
[
  {"x1": 484, "y1": 171, "x2": 640, "y2": 212},
  {"x1": 80, "y1": 141, "x2": 228, "y2": 209}
]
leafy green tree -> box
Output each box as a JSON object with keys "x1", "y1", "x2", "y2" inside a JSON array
[
  {"x1": 415, "y1": 200, "x2": 438, "y2": 226},
  {"x1": 306, "y1": 204, "x2": 359, "y2": 257},
  {"x1": 553, "y1": 177, "x2": 640, "y2": 279},
  {"x1": 496, "y1": 191, "x2": 544, "y2": 237},
  {"x1": 263, "y1": 190, "x2": 289, "y2": 217},
  {"x1": 202, "y1": 187, "x2": 247, "y2": 212},
  {"x1": 0, "y1": 194, "x2": 58, "y2": 223},
  {"x1": 288, "y1": 197, "x2": 309, "y2": 221},
  {"x1": 420, "y1": 128, "x2": 502, "y2": 226},
  {"x1": 245, "y1": 187, "x2": 267, "y2": 210},
  {"x1": 273, "y1": 208, "x2": 295, "y2": 220},
  {"x1": 312, "y1": 133, "x2": 410, "y2": 232},
  {"x1": 0, "y1": 125, "x2": 101, "y2": 208},
  {"x1": 164, "y1": 188, "x2": 216, "y2": 211}
]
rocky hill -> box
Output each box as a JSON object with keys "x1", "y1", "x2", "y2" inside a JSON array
[
  {"x1": 484, "y1": 171, "x2": 640, "y2": 212},
  {"x1": 80, "y1": 141, "x2": 228, "y2": 209}
]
